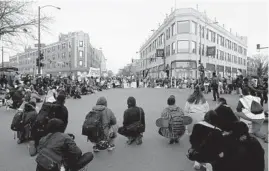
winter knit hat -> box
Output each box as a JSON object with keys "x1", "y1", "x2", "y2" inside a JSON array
[
  {"x1": 96, "y1": 97, "x2": 107, "y2": 107},
  {"x1": 127, "y1": 96, "x2": 136, "y2": 108}
]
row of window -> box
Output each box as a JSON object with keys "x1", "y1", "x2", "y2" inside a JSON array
[
  {"x1": 141, "y1": 20, "x2": 247, "y2": 58},
  {"x1": 17, "y1": 50, "x2": 87, "y2": 66},
  {"x1": 144, "y1": 40, "x2": 246, "y2": 66},
  {"x1": 17, "y1": 40, "x2": 84, "y2": 60}
]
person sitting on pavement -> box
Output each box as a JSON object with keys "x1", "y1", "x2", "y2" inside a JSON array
[
  {"x1": 221, "y1": 121, "x2": 265, "y2": 171},
  {"x1": 188, "y1": 110, "x2": 224, "y2": 171},
  {"x1": 45, "y1": 86, "x2": 57, "y2": 103},
  {"x1": 158, "y1": 95, "x2": 185, "y2": 144},
  {"x1": 53, "y1": 92, "x2": 69, "y2": 132},
  {"x1": 184, "y1": 85, "x2": 209, "y2": 134},
  {"x1": 17, "y1": 101, "x2": 38, "y2": 144},
  {"x1": 36, "y1": 118, "x2": 94, "y2": 171},
  {"x1": 214, "y1": 97, "x2": 239, "y2": 132},
  {"x1": 235, "y1": 87, "x2": 268, "y2": 143},
  {"x1": 118, "y1": 96, "x2": 145, "y2": 145},
  {"x1": 92, "y1": 97, "x2": 117, "y2": 152}
]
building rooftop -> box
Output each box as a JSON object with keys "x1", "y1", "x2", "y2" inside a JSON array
[{"x1": 140, "y1": 7, "x2": 247, "y2": 50}]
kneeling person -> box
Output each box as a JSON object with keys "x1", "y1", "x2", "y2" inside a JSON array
[
  {"x1": 36, "y1": 119, "x2": 93, "y2": 171},
  {"x1": 158, "y1": 95, "x2": 185, "y2": 144}
]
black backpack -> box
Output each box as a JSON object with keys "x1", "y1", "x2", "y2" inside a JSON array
[
  {"x1": 35, "y1": 102, "x2": 62, "y2": 127},
  {"x1": 82, "y1": 110, "x2": 103, "y2": 143},
  {"x1": 11, "y1": 111, "x2": 24, "y2": 131}
]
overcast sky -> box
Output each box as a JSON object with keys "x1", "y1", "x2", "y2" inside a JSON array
[{"x1": 3, "y1": 0, "x2": 269, "y2": 73}]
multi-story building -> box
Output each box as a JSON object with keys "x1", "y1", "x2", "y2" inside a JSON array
[
  {"x1": 139, "y1": 8, "x2": 248, "y2": 79},
  {"x1": 9, "y1": 31, "x2": 106, "y2": 76},
  {"x1": 0, "y1": 61, "x2": 11, "y2": 67},
  {"x1": 247, "y1": 57, "x2": 258, "y2": 76}
]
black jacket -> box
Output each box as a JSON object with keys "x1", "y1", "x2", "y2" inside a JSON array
[
  {"x1": 53, "y1": 102, "x2": 69, "y2": 127},
  {"x1": 219, "y1": 134, "x2": 265, "y2": 171},
  {"x1": 123, "y1": 107, "x2": 145, "y2": 132},
  {"x1": 215, "y1": 105, "x2": 238, "y2": 132},
  {"x1": 190, "y1": 122, "x2": 224, "y2": 163},
  {"x1": 37, "y1": 132, "x2": 82, "y2": 167}
]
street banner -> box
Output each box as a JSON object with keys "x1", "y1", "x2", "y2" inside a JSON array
[
  {"x1": 88, "y1": 67, "x2": 100, "y2": 77},
  {"x1": 206, "y1": 46, "x2": 216, "y2": 56},
  {"x1": 156, "y1": 49, "x2": 165, "y2": 57}
]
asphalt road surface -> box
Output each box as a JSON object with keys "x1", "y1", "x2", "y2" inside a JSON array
[{"x1": 0, "y1": 88, "x2": 267, "y2": 171}]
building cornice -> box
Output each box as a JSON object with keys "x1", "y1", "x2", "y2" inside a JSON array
[{"x1": 140, "y1": 8, "x2": 248, "y2": 51}]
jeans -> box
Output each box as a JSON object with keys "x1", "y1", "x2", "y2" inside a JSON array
[{"x1": 213, "y1": 88, "x2": 219, "y2": 100}]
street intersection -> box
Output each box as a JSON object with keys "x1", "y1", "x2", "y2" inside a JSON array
[{"x1": 0, "y1": 88, "x2": 267, "y2": 171}]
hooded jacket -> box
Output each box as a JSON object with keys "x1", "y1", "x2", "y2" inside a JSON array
[
  {"x1": 92, "y1": 97, "x2": 117, "y2": 137},
  {"x1": 123, "y1": 97, "x2": 145, "y2": 132},
  {"x1": 215, "y1": 104, "x2": 239, "y2": 132},
  {"x1": 159, "y1": 105, "x2": 184, "y2": 138},
  {"x1": 237, "y1": 95, "x2": 265, "y2": 120}
]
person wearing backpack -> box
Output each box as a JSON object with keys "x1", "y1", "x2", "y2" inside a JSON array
[
  {"x1": 118, "y1": 96, "x2": 145, "y2": 145},
  {"x1": 235, "y1": 87, "x2": 268, "y2": 143},
  {"x1": 83, "y1": 97, "x2": 117, "y2": 152},
  {"x1": 158, "y1": 95, "x2": 185, "y2": 144},
  {"x1": 30, "y1": 92, "x2": 69, "y2": 156},
  {"x1": 36, "y1": 118, "x2": 93, "y2": 171},
  {"x1": 17, "y1": 101, "x2": 38, "y2": 144}
]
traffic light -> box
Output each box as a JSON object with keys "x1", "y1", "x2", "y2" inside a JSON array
[
  {"x1": 257, "y1": 44, "x2": 260, "y2": 50},
  {"x1": 40, "y1": 53, "x2": 44, "y2": 60},
  {"x1": 36, "y1": 58, "x2": 40, "y2": 67},
  {"x1": 199, "y1": 60, "x2": 201, "y2": 64}
]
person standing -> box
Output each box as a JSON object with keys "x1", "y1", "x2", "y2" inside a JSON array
[
  {"x1": 227, "y1": 76, "x2": 233, "y2": 94},
  {"x1": 262, "y1": 77, "x2": 268, "y2": 104},
  {"x1": 211, "y1": 72, "x2": 219, "y2": 101}
]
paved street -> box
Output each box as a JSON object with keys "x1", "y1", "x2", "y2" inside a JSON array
[{"x1": 0, "y1": 88, "x2": 268, "y2": 171}]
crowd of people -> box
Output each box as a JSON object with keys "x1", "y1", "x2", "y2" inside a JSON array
[{"x1": 0, "y1": 72, "x2": 268, "y2": 171}]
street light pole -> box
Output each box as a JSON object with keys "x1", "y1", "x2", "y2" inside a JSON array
[
  {"x1": 37, "y1": 5, "x2": 60, "y2": 75},
  {"x1": 37, "y1": 6, "x2": 41, "y2": 75}
]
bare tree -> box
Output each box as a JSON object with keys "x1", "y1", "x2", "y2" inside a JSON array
[
  {"x1": 253, "y1": 54, "x2": 268, "y2": 77},
  {"x1": 0, "y1": 0, "x2": 52, "y2": 47}
]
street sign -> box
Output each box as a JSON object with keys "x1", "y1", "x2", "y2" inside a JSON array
[
  {"x1": 206, "y1": 46, "x2": 216, "y2": 56},
  {"x1": 34, "y1": 43, "x2": 45, "y2": 47},
  {"x1": 156, "y1": 49, "x2": 165, "y2": 57}
]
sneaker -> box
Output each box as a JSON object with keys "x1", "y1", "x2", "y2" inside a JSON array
[
  {"x1": 28, "y1": 141, "x2": 37, "y2": 156},
  {"x1": 107, "y1": 144, "x2": 115, "y2": 151},
  {"x1": 169, "y1": 139, "x2": 174, "y2": 144},
  {"x1": 93, "y1": 146, "x2": 100, "y2": 152},
  {"x1": 193, "y1": 161, "x2": 201, "y2": 170},
  {"x1": 135, "y1": 136, "x2": 143, "y2": 145},
  {"x1": 126, "y1": 138, "x2": 135, "y2": 145},
  {"x1": 174, "y1": 139, "x2": 179, "y2": 144},
  {"x1": 17, "y1": 139, "x2": 23, "y2": 144}
]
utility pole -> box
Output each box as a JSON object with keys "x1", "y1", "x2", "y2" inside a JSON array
[
  {"x1": 37, "y1": 6, "x2": 41, "y2": 75},
  {"x1": 1, "y1": 46, "x2": 3, "y2": 68},
  {"x1": 0, "y1": 34, "x2": 3, "y2": 68}
]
